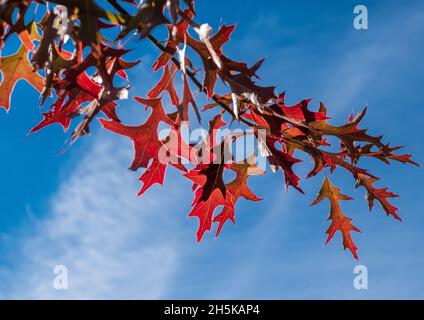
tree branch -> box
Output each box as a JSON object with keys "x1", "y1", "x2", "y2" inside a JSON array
[{"x1": 146, "y1": 34, "x2": 257, "y2": 129}]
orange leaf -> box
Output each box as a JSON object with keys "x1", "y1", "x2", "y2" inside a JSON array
[
  {"x1": 0, "y1": 46, "x2": 45, "y2": 111},
  {"x1": 311, "y1": 176, "x2": 361, "y2": 259}
]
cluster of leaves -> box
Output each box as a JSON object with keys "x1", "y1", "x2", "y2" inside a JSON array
[{"x1": 0, "y1": 0, "x2": 418, "y2": 259}]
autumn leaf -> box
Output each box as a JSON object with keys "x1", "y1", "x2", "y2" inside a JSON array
[
  {"x1": 119, "y1": 0, "x2": 169, "y2": 39},
  {"x1": 266, "y1": 137, "x2": 303, "y2": 192},
  {"x1": 356, "y1": 143, "x2": 419, "y2": 166},
  {"x1": 356, "y1": 173, "x2": 401, "y2": 221},
  {"x1": 138, "y1": 126, "x2": 195, "y2": 196},
  {"x1": 148, "y1": 62, "x2": 180, "y2": 106},
  {"x1": 5, "y1": 20, "x2": 40, "y2": 53},
  {"x1": 0, "y1": 45, "x2": 45, "y2": 111},
  {"x1": 137, "y1": 157, "x2": 167, "y2": 196},
  {"x1": 188, "y1": 187, "x2": 227, "y2": 241},
  {"x1": 189, "y1": 115, "x2": 229, "y2": 202},
  {"x1": 186, "y1": 24, "x2": 238, "y2": 98},
  {"x1": 151, "y1": 9, "x2": 194, "y2": 71},
  {"x1": 213, "y1": 156, "x2": 264, "y2": 237},
  {"x1": 224, "y1": 59, "x2": 276, "y2": 109},
  {"x1": 100, "y1": 97, "x2": 174, "y2": 170},
  {"x1": 180, "y1": 73, "x2": 201, "y2": 123},
  {"x1": 311, "y1": 176, "x2": 361, "y2": 259},
  {"x1": 277, "y1": 93, "x2": 329, "y2": 124},
  {"x1": 310, "y1": 105, "x2": 388, "y2": 162},
  {"x1": 0, "y1": 2, "x2": 40, "y2": 52},
  {"x1": 186, "y1": 156, "x2": 264, "y2": 241},
  {"x1": 52, "y1": 0, "x2": 125, "y2": 46},
  {"x1": 299, "y1": 142, "x2": 373, "y2": 178},
  {"x1": 152, "y1": 16, "x2": 247, "y2": 103}
]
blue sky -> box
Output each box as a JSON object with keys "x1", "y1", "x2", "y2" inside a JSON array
[{"x1": 0, "y1": 0, "x2": 423, "y2": 299}]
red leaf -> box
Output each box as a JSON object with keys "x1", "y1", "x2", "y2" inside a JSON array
[
  {"x1": 266, "y1": 137, "x2": 303, "y2": 192},
  {"x1": 186, "y1": 24, "x2": 235, "y2": 98},
  {"x1": 31, "y1": 72, "x2": 120, "y2": 133},
  {"x1": 138, "y1": 126, "x2": 195, "y2": 196},
  {"x1": 213, "y1": 158, "x2": 264, "y2": 237},
  {"x1": 180, "y1": 73, "x2": 200, "y2": 123},
  {"x1": 31, "y1": 90, "x2": 83, "y2": 133},
  {"x1": 186, "y1": 158, "x2": 264, "y2": 241},
  {"x1": 189, "y1": 188, "x2": 227, "y2": 241},
  {"x1": 151, "y1": 9, "x2": 194, "y2": 71},
  {"x1": 356, "y1": 173, "x2": 401, "y2": 221},
  {"x1": 311, "y1": 106, "x2": 387, "y2": 162},
  {"x1": 277, "y1": 93, "x2": 329, "y2": 123},
  {"x1": 138, "y1": 157, "x2": 167, "y2": 196},
  {"x1": 100, "y1": 97, "x2": 173, "y2": 170},
  {"x1": 148, "y1": 62, "x2": 179, "y2": 106}
]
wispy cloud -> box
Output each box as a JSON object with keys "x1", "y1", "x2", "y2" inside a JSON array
[
  {"x1": 0, "y1": 133, "x2": 188, "y2": 299},
  {"x1": 233, "y1": 2, "x2": 424, "y2": 115}
]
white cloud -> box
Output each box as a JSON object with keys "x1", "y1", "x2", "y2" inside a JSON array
[{"x1": 1, "y1": 133, "x2": 187, "y2": 299}]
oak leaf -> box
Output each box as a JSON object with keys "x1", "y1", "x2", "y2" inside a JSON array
[
  {"x1": 312, "y1": 176, "x2": 361, "y2": 259},
  {"x1": 0, "y1": 46, "x2": 45, "y2": 111},
  {"x1": 356, "y1": 173, "x2": 401, "y2": 221}
]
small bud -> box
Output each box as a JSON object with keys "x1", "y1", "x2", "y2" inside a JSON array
[
  {"x1": 118, "y1": 88, "x2": 129, "y2": 100},
  {"x1": 177, "y1": 36, "x2": 187, "y2": 74},
  {"x1": 194, "y1": 23, "x2": 222, "y2": 69},
  {"x1": 195, "y1": 23, "x2": 213, "y2": 40},
  {"x1": 231, "y1": 93, "x2": 239, "y2": 120}
]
